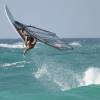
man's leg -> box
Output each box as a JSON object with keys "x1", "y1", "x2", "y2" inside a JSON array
[{"x1": 24, "y1": 46, "x2": 29, "y2": 55}]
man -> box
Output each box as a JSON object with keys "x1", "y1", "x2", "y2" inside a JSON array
[
  {"x1": 14, "y1": 23, "x2": 37, "y2": 55},
  {"x1": 24, "y1": 34, "x2": 37, "y2": 55},
  {"x1": 19, "y1": 28, "x2": 37, "y2": 55}
]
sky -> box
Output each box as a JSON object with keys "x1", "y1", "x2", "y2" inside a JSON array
[{"x1": 0, "y1": 0, "x2": 100, "y2": 38}]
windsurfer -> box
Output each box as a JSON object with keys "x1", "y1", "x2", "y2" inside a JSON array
[{"x1": 24, "y1": 34, "x2": 37, "y2": 55}]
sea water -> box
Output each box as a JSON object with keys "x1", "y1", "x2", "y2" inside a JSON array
[{"x1": 0, "y1": 38, "x2": 100, "y2": 100}]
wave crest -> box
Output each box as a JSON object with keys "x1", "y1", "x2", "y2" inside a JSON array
[
  {"x1": 33, "y1": 64, "x2": 100, "y2": 91},
  {"x1": 82, "y1": 67, "x2": 100, "y2": 85},
  {"x1": 0, "y1": 42, "x2": 25, "y2": 48},
  {"x1": 69, "y1": 41, "x2": 82, "y2": 47}
]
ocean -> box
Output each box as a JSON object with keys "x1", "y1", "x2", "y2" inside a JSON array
[{"x1": 0, "y1": 38, "x2": 100, "y2": 100}]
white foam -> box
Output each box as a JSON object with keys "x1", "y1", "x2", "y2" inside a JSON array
[
  {"x1": 82, "y1": 67, "x2": 100, "y2": 85},
  {"x1": 53, "y1": 79, "x2": 70, "y2": 91},
  {"x1": 69, "y1": 41, "x2": 82, "y2": 47},
  {"x1": 34, "y1": 64, "x2": 50, "y2": 79},
  {"x1": 0, "y1": 42, "x2": 25, "y2": 48},
  {"x1": 1, "y1": 61, "x2": 29, "y2": 67},
  {"x1": 33, "y1": 64, "x2": 73, "y2": 91},
  {"x1": 33, "y1": 64, "x2": 100, "y2": 91}
]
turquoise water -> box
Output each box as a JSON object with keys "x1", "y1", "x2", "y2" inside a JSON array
[{"x1": 0, "y1": 38, "x2": 100, "y2": 100}]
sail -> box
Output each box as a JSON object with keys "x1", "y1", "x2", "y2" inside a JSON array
[{"x1": 24, "y1": 26, "x2": 73, "y2": 50}]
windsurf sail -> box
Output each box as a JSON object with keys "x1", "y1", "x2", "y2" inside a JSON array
[
  {"x1": 24, "y1": 25, "x2": 73, "y2": 50},
  {"x1": 5, "y1": 5, "x2": 73, "y2": 51}
]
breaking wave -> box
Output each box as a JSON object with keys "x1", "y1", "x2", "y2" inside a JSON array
[
  {"x1": 69, "y1": 41, "x2": 82, "y2": 47},
  {"x1": 0, "y1": 42, "x2": 40, "y2": 49},
  {"x1": 0, "y1": 42, "x2": 25, "y2": 48},
  {"x1": 33, "y1": 64, "x2": 100, "y2": 91},
  {"x1": 82, "y1": 67, "x2": 100, "y2": 85}
]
